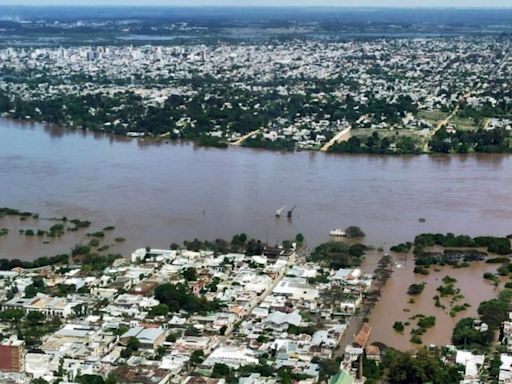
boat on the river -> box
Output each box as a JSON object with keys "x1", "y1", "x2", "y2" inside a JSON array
[{"x1": 330, "y1": 228, "x2": 346, "y2": 237}]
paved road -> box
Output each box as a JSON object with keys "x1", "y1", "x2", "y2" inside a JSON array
[
  {"x1": 491, "y1": 52, "x2": 511, "y2": 79},
  {"x1": 216, "y1": 251, "x2": 296, "y2": 344}
]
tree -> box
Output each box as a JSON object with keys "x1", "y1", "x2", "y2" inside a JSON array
[
  {"x1": 72, "y1": 304, "x2": 85, "y2": 317},
  {"x1": 149, "y1": 304, "x2": 169, "y2": 317},
  {"x1": 154, "y1": 283, "x2": 219, "y2": 314},
  {"x1": 185, "y1": 326, "x2": 200, "y2": 336},
  {"x1": 182, "y1": 267, "x2": 197, "y2": 282},
  {"x1": 211, "y1": 363, "x2": 231, "y2": 378},
  {"x1": 24, "y1": 285, "x2": 38, "y2": 298},
  {"x1": 430, "y1": 131, "x2": 452, "y2": 153},
  {"x1": 237, "y1": 363, "x2": 274, "y2": 377},
  {"x1": 452, "y1": 317, "x2": 493, "y2": 349},
  {"x1": 190, "y1": 349, "x2": 204, "y2": 366},
  {"x1": 104, "y1": 372, "x2": 118, "y2": 384},
  {"x1": 309, "y1": 241, "x2": 365, "y2": 269},
  {"x1": 27, "y1": 311, "x2": 45, "y2": 325},
  {"x1": 396, "y1": 136, "x2": 418, "y2": 154},
  {"x1": 349, "y1": 243, "x2": 367, "y2": 257},
  {"x1": 282, "y1": 240, "x2": 292, "y2": 251},
  {"x1": 166, "y1": 332, "x2": 177, "y2": 342},
  {"x1": 72, "y1": 244, "x2": 90, "y2": 256},
  {"x1": 76, "y1": 375, "x2": 104, "y2": 384},
  {"x1": 345, "y1": 226, "x2": 366, "y2": 238},
  {"x1": 57, "y1": 357, "x2": 65, "y2": 377},
  {"x1": 363, "y1": 357, "x2": 382, "y2": 382},
  {"x1": 114, "y1": 325, "x2": 129, "y2": 336},
  {"x1": 488, "y1": 353, "x2": 501, "y2": 382},
  {"x1": 318, "y1": 359, "x2": 340, "y2": 382},
  {"x1": 121, "y1": 336, "x2": 140, "y2": 358},
  {"x1": 0, "y1": 309, "x2": 24, "y2": 322},
  {"x1": 31, "y1": 379, "x2": 49, "y2": 384},
  {"x1": 393, "y1": 321, "x2": 405, "y2": 333},
  {"x1": 478, "y1": 299, "x2": 509, "y2": 330},
  {"x1": 245, "y1": 239, "x2": 265, "y2": 256},
  {"x1": 407, "y1": 283, "x2": 426, "y2": 296},
  {"x1": 382, "y1": 348, "x2": 462, "y2": 384},
  {"x1": 276, "y1": 367, "x2": 310, "y2": 384},
  {"x1": 127, "y1": 337, "x2": 140, "y2": 351},
  {"x1": 156, "y1": 345, "x2": 166, "y2": 359}
]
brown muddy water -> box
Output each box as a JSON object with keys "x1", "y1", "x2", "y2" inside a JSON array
[
  {"x1": 1, "y1": 118, "x2": 512, "y2": 349},
  {"x1": 1, "y1": 118, "x2": 512, "y2": 261},
  {"x1": 366, "y1": 255, "x2": 504, "y2": 351}
]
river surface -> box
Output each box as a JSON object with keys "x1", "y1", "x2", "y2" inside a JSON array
[
  {"x1": 1, "y1": 118, "x2": 512, "y2": 261},
  {"x1": 2, "y1": 118, "x2": 512, "y2": 349}
]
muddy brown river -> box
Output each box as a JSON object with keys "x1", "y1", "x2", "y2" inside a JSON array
[
  {"x1": 1, "y1": 118, "x2": 512, "y2": 349},
  {"x1": 2, "y1": 118, "x2": 512, "y2": 260}
]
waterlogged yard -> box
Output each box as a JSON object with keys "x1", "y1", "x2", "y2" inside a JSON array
[
  {"x1": 367, "y1": 234, "x2": 512, "y2": 350},
  {"x1": 368, "y1": 258, "x2": 503, "y2": 350}
]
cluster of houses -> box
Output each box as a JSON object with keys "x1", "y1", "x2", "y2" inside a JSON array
[
  {"x1": 4, "y1": 240, "x2": 512, "y2": 383},
  {"x1": 0, "y1": 37, "x2": 511, "y2": 151},
  {"x1": 439, "y1": 313, "x2": 512, "y2": 384},
  {"x1": 0, "y1": 243, "x2": 374, "y2": 383}
]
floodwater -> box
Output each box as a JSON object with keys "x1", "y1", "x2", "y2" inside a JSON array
[
  {"x1": 1, "y1": 118, "x2": 512, "y2": 261},
  {"x1": 1, "y1": 118, "x2": 512, "y2": 348},
  {"x1": 367, "y1": 257, "x2": 503, "y2": 351}
]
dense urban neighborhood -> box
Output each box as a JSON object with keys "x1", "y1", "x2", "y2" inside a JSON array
[
  {"x1": 3, "y1": 5, "x2": 512, "y2": 384},
  {"x1": 0, "y1": 37, "x2": 511, "y2": 153},
  {"x1": 0, "y1": 230, "x2": 380, "y2": 384},
  {"x1": 1, "y1": 214, "x2": 512, "y2": 383}
]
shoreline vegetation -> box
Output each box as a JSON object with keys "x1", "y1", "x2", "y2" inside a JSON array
[
  {"x1": 0, "y1": 206, "x2": 123, "y2": 270},
  {"x1": 0, "y1": 204, "x2": 313, "y2": 272},
  {"x1": 3, "y1": 208, "x2": 512, "y2": 341},
  {"x1": 4, "y1": 114, "x2": 512, "y2": 156}
]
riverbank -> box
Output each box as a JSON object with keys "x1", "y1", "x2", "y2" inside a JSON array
[{"x1": 4, "y1": 114, "x2": 512, "y2": 156}]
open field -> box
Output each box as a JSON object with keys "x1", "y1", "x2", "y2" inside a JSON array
[
  {"x1": 418, "y1": 110, "x2": 451, "y2": 124},
  {"x1": 450, "y1": 115, "x2": 481, "y2": 131}
]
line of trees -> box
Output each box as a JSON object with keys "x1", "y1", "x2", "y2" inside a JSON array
[{"x1": 429, "y1": 126, "x2": 512, "y2": 154}]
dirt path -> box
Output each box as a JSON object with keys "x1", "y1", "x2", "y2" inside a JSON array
[
  {"x1": 423, "y1": 91, "x2": 471, "y2": 151},
  {"x1": 320, "y1": 126, "x2": 352, "y2": 152},
  {"x1": 231, "y1": 129, "x2": 261, "y2": 146}
]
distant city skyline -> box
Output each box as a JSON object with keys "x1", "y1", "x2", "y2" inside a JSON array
[{"x1": 1, "y1": 0, "x2": 512, "y2": 8}]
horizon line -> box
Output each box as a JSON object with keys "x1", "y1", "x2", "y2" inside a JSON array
[{"x1": 2, "y1": 5, "x2": 512, "y2": 9}]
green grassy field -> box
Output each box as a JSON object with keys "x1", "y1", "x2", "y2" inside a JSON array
[
  {"x1": 352, "y1": 128, "x2": 428, "y2": 139},
  {"x1": 419, "y1": 110, "x2": 480, "y2": 131},
  {"x1": 450, "y1": 116, "x2": 480, "y2": 131},
  {"x1": 418, "y1": 110, "x2": 450, "y2": 124}
]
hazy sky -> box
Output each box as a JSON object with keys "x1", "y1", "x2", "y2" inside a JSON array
[{"x1": 2, "y1": 0, "x2": 512, "y2": 7}]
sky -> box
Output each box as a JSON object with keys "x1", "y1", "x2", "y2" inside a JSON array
[{"x1": 1, "y1": 0, "x2": 511, "y2": 7}]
